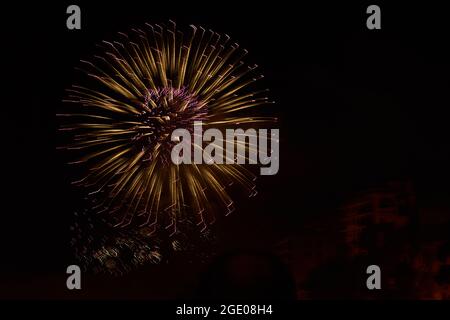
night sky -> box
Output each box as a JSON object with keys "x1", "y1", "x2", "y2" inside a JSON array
[{"x1": 1, "y1": 2, "x2": 449, "y2": 299}]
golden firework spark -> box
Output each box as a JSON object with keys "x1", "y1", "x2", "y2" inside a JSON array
[{"x1": 60, "y1": 21, "x2": 276, "y2": 236}]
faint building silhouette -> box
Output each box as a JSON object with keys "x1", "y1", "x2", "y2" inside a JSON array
[
  {"x1": 273, "y1": 180, "x2": 449, "y2": 299},
  {"x1": 341, "y1": 180, "x2": 415, "y2": 258}
]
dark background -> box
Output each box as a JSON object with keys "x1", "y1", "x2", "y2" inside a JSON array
[{"x1": 1, "y1": 1, "x2": 449, "y2": 298}]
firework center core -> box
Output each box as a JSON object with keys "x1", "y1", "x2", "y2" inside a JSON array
[{"x1": 136, "y1": 87, "x2": 208, "y2": 163}]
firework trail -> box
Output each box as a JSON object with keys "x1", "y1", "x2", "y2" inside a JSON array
[{"x1": 60, "y1": 21, "x2": 276, "y2": 253}]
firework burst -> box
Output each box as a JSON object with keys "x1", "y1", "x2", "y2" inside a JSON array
[{"x1": 60, "y1": 21, "x2": 276, "y2": 239}]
